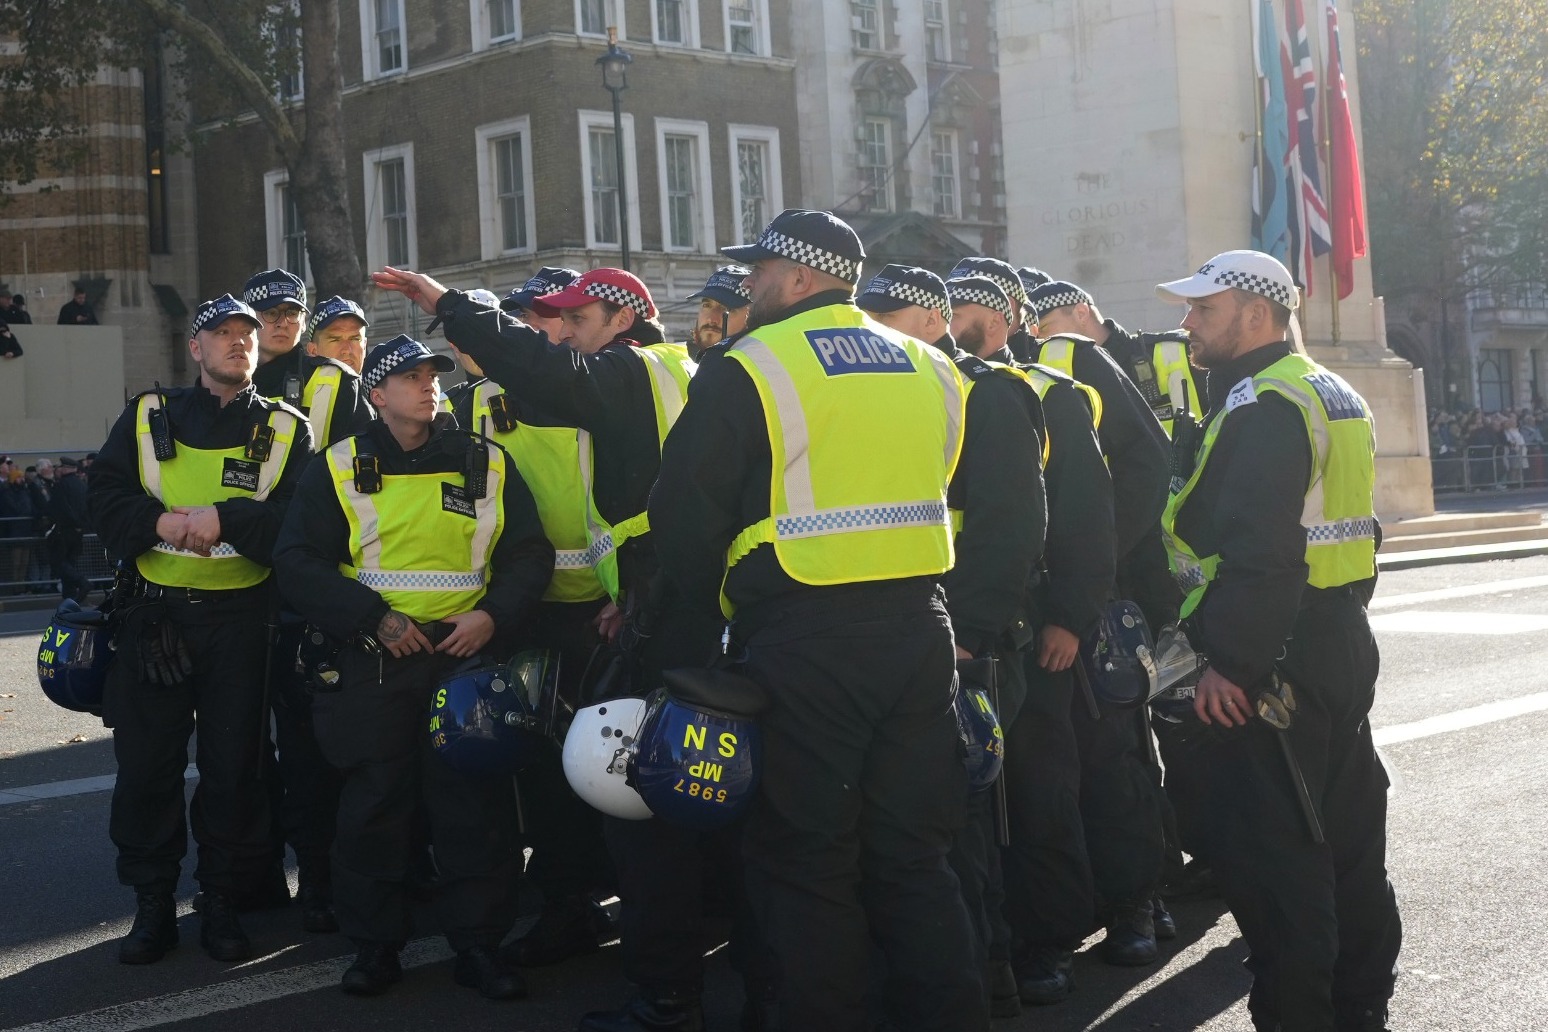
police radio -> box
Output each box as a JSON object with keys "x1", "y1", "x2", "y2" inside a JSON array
[
  {"x1": 464, "y1": 437, "x2": 489, "y2": 499},
  {"x1": 146, "y1": 384, "x2": 176, "y2": 460},
  {"x1": 282, "y1": 371, "x2": 303, "y2": 408}
]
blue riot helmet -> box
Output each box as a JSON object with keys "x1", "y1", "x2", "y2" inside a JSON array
[
  {"x1": 628, "y1": 667, "x2": 766, "y2": 830},
  {"x1": 1079, "y1": 600, "x2": 1158, "y2": 708},
  {"x1": 37, "y1": 599, "x2": 114, "y2": 714},
  {"x1": 954, "y1": 678, "x2": 1005, "y2": 791},
  {"x1": 428, "y1": 660, "x2": 549, "y2": 775}
]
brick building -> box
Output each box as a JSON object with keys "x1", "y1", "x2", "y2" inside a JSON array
[
  {"x1": 192, "y1": 0, "x2": 800, "y2": 339},
  {"x1": 791, "y1": 0, "x2": 1009, "y2": 274}
]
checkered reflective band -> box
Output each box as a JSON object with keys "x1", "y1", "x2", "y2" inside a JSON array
[
  {"x1": 246, "y1": 281, "x2": 302, "y2": 304},
  {"x1": 1208, "y1": 267, "x2": 1294, "y2": 308},
  {"x1": 773, "y1": 500, "x2": 948, "y2": 540},
  {"x1": 362, "y1": 342, "x2": 426, "y2": 391},
  {"x1": 947, "y1": 284, "x2": 1011, "y2": 323},
  {"x1": 1032, "y1": 289, "x2": 1091, "y2": 314},
  {"x1": 355, "y1": 569, "x2": 487, "y2": 591},
  {"x1": 554, "y1": 548, "x2": 593, "y2": 570},
  {"x1": 952, "y1": 260, "x2": 1028, "y2": 306},
  {"x1": 1174, "y1": 561, "x2": 1207, "y2": 591},
  {"x1": 584, "y1": 280, "x2": 653, "y2": 319},
  {"x1": 868, "y1": 279, "x2": 950, "y2": 321},
  {"x1": 308, "y1": 299, "x2": 365, "y2": 338},
  {"x1": 1305, "y1": 516, "x2": 1377, "y2": 544},
  {"x1": 759, "y1": 228, "x2": 860, "y2": 283},
  {"x1": 153, "y1": 542, "x2": 241, "y2": 559}
]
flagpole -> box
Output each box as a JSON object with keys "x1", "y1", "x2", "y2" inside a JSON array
[{"x1": 1320, "y1": 0, "x2": 1341, "y2": 344}]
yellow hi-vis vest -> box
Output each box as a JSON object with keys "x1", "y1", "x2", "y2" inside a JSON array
[
  {"x1": 133, "y1": 394, "x2": 300, "y2": 589},
  {"x1": 1163, "y1": 351, "x2": 1378, "y2": 619},
  {"x1": 722, "y1": 303, "x2": 966, "y2": 617},
  {"x1": 470, "y1": 379, "x2": 608, "y2": 604},
  {"x1": 948, "y1": 356, "x2": 1047, "y2": 534},
  {"x1": 325, "y1": 436, "x2": 507, "y2": 622},
  {"x1": 1144, "y1": 335, "x2": 1203, "y2": 438},
  {"x1": 299, "y1": 360, "x2": 349, "y2": 447}
]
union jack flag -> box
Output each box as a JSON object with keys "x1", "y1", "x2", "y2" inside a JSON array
[{"x1": 1282, "y1": 0, "x2": 1330, "y2": 295}]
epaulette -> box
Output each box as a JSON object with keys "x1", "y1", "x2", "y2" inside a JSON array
[
  {"x1": 253, "y1": 394, "x2": 309, "y2": 423},
  {"x1": 1135, "y1": 329, "x2": 1190, "y2": 346},
  {"x1": 129, "y1": 384, "x2": 189, "y2": 403},
  {"x1": 952, "y1": 352, "x2": 996, "y2": 381},
  {"x1": 1038, "y1": 332, "x2": 1098, "y2": 347}
]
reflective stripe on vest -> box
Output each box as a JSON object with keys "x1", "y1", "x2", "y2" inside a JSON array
[
  {"x1": 948, "y1": 358, "x2": 1048, "y2": 533},
  {"x1": 722, "y1": 304, "x2": 964, "y2": 616},
  {"x1": 1163, "y1": 352, "x2": 1377, "y2": 618},
  {"x1": 325, "y1": 436, "x2": 506, "y2": 622},
  {"x1": 1152, "y1": 339, "x2": 1202, "y2": 438},
  {"x1": 301, "y1": 361, "x2": 345, "y2": 447},
  {"x1": 471, "y1": 380, "x2": 609, "y2": 603},
  {"x1": 133, "y1": 394, "x2": 297, "y2": 589}
]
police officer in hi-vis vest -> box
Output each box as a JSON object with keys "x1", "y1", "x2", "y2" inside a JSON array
[
  {"x1": 272, "y1": 335, "x2": 553, "y2": 999},
  {"x1": 87, "y1": 294, "x2": 315, "y2": 966},
  {"x1": 1156, "y1": 251, "x2": 1401, "y2": 1032},
  {"x1": 651, "y1": 210, "x2": 988, "y2": 1031},
  {"x1": 683, "y1": 264, "x2": 753, "y2": 360},
  {"x1": 858, "y1": 266, "x2": 1048, "y2": 1020}
]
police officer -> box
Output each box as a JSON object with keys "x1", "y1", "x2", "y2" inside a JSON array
[
  {"x1": 650, "y1": 209, "x2": 986, "y2": 1031},
  {"x1": 46, "y1": 455, "x2": 91, "y2": 602},
  {"x1": 683, "y1": 265, "x2": 752, "y2": 360},
  {"x1": 371, "y1": 266, "x2": 695, "y2": 968},
  {"x1": 859, "y1": 267, "x2": 1047, "y2": 1019},
  {"x1": 945, "y1": 275, "x2": 1113, "y2": 1002},
  {"x1": 502, "y1": 266, "x2": 581, "y2": 336},
  {"x1": 1156, "y1": 252, "x2": 1400, "y2": 1032},
  {"x1": 88, "y1": 294, "x2": 314, "y2": 965},
  {"x1": 272, "y1": 335, "x2": 554, "y2": 998},
  {"x1": 948, "y1": 256, "x2": 1037, "y2": 364}
]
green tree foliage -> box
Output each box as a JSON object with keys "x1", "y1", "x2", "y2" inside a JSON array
[
  {"x1": 0, "y1": 0, "x2": 361, "y2": 298},
  {"x1": 1356, "y1": 0, "x2": 1548, "y2": 299}
]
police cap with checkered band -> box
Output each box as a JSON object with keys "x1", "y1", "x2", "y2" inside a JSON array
[
  {"x1": 242, "y1": 268, "x2": 308, "y2": 312},
  {"x1": 721, "y1": 209, "x2": 866, "y2": 285},
  {"x1": 361, "y1": 334, "x2": 456, "y2": 392},
  {"x1": 1027, "y1": 280, "x2": 1096, "y2": 320},
  {"x1": 530, "y1": 268, "x2": 658, "y2": 322},
  {"x1": 308, "y1": 296, "x2": 368, "y2": 339},
  {"x1": 191, "y1": 294, "x2": 262, "y2": 336},
  {"x1": 946, "y1": 275, "x2": 1014, "y2": 325},
  {"x1": 502, "y1": 267, "x2": 581, "y2": 313},
  {"x1": 685, "y1": 265, "x2": 753, "y2": 309},
  {"x1": 948, "y1": 256, "x2": 1029, "y2": 310},
  {"x1": 856, "y1": 264, "x2": 951, "y2": 323},
  {"x1": 1156, "y1": 250, "x2": 1301, "y2": 311}
]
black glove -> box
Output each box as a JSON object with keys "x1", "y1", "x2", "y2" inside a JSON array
[{"x1": 139, "y1": 617, "x2": 194, "y2": 686}]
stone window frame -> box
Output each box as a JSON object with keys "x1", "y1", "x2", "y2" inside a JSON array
[
  {"x1": 723, "y1": 0, "x2": 769, "y2": 57},
  {"x1": 359, "y1": 0, "x2": 408, "y2": 81},
  {"x1": 362, "y1": 142, "x2": 418, "y2": 271},
  {"x1": 577, "y1": 109, "x2": 642, "y2": 253},
  {"x1": 654, "y1": 117, "x2": 715, "y2": 254},
  {"x1": 651, "y1": 0, "x2": 698, "y2": 48},
  {"x1": 471, "y1": 0, "x2": 522, "y2": 51},
  {"x1": 576, "y1": 0, "x2": 626, "y2": 38},
  {"x1": 930, "y1": 128, "x2": 959, "y2": 219},
  {"x1": 262, "y1": 168, "x2": 311, "y2": 284},
  {"x1": 924, "y1": 0, "x2": 950, "y2": 63},
  {"x1": 727, "y1": 124, "x2": 783, "y2": 246},
  {"x1": 474, "y1": 116, "x2": 537, "y2": 260}
]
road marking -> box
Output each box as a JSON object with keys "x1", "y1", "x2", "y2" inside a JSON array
[
  {"x1": 0, "y1": 766, "x2": 196, "y2": 807},
  {"x1": 1374, "y1": 691, "x2": 1548, "y2": 747},
  {"x1": 0, "y1": 937, "x2": 455, "y2": 1032},
  {"x1": 1370, "y1": 574, "x2": 1548, "y2": 611},
  {"x1": 1368, "y1": 611, "x2": 1548, "y2": 635}
]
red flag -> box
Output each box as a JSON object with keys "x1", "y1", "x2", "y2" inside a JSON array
[{"x1": 1323, "y1": 0, "x2": 1367, "y2": 300}]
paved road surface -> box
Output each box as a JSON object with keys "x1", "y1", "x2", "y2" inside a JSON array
[{"x1": 3, "y1": 557, "x2": 1546, "y2": 1030}]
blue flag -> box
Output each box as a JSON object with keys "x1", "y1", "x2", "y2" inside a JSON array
[{"x1": 1251, "y1": 0, "x2": 1291, "y2": 266}]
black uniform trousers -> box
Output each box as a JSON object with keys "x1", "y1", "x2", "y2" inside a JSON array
[
  {"x1": 1195, "y1": 594, "x2": 1401, "y2": 1032},
  {"x1": 312, "y1": 646, "x2": 519, "y2": 951},
  {"x1": 46, "y1": 527, "x2": 90, "y2": 603},
  {"x1": 739, "y1": 582, "x2": 987, "y2": 1032},
  {"x1": 1071, "y1": 687, "x2": 1165, "y2": 913},
  {"x1": 1001, "y1": 654, "x2": 1095, "y2": 954},
  {"x1": 269, "y1": 620, "x2": 342, "y2": 880},
  {"x1": 105, "y1": 587, "x2": 272, "y2": 896}
]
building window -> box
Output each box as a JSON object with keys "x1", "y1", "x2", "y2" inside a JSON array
[
  {"x1": 859, "y1": 117, "x2": 893, "y2": 213},
  {"x1": 654, "y1": 0, "x2": 694, "y2": 45},
  {"x1": 931, "y1": 130, "x2": 959, "y2": 218},
  {"x1": 578, "y1": 0, "x2": 623, "y2": 36},
  {"x1": 363, "y1": 143, "x2": 417, "y2": 270},
  {"x1": 273, "y1": 4, "x2": 303, "y2": 100},
  {"x1": 1479, "y1": 349, "x2": 1514, "y2": 413},
  {"x1": 578, "y1": 110, "x2": 639, "y2": 251},
  {"x1": 143, "y1": 55, "x2": 170, "y2": 255},
  {"x1": 728, "y1": 125, "x2": 782, "y2": 245},
  {"x1": 360, "y1": 0, "x2": 406, "y2": 79},
  {"x1": 852, "y1": 0, "x2": 879, "y2": 50},
  {"x1": 725, "y1": 0, "x2": 767, "y2": 55},
  {"x1": 655, "y1": 119, "x2": 713, "y2": 253},
  {"x1": 924, "y1": 0, "x2": 949, "y2": 62},
  {"x1": 473, "y1": 0, "x2": 521, "y2": 48},
  {"x1": 264, "y1": 169, "x2": 309, "y2": 280},
  {"x1": 475, "y1": 118, "x2": 536, "y2": 259}
]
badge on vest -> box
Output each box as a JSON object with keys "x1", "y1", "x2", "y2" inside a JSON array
[
  {"x1": 805, "y1": 330, "x2": 916, "y2": 375},
  {"x1": 441, "y1": 482, "x2": 476, "y2": 518},
  {"x1": 220, "y1": 458, "x2": 262, "y2": 493}
]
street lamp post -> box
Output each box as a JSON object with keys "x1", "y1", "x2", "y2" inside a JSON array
[{"x1": 597, "y1": 29, "x2": 633, "y2": 272}]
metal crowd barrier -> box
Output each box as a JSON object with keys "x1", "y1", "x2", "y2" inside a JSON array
[
  {"x1": 1431, "y1": 444, "x2": 1548, "y2": 494},
  {"x1": 0, "y1": 517, "x2": 114, "y2": 598}
]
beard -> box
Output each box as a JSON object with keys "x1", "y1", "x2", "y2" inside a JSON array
[{"x1": 955, "y1": 325, "x2": 986, "y2": 356}]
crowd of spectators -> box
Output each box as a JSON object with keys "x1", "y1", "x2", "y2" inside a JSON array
[
  {"x1": 1430, "y1": 407, "x2": 1548, "y2": 490},
  {"x1": 0, "y1": 453, "x2": 97, "y2": 596}
]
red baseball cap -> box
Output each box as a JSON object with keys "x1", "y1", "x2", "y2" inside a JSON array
[{"x1": 530, "y1": 268, "x2": 657, "y2": 321}]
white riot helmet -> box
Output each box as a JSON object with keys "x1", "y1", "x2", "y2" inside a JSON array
[{"x1": 562, "y1": 697, "x2": 652, "y2": 820}]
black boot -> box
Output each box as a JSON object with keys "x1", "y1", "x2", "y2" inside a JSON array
[
  {"x1": 1099, "y1": 898, "x2": 1158, "y2": 966},
  {"x1": 1017, "y1": 947, "x2": 1074, "y2": 1005},
  {"x1": 298, "y1": 864, "x2": 338, "y2": 935},
  {"x1": 118, "y1": 892, "x2": 178, "y2": 965},
  {"x1": 579, "y1": 989, "x2": 706, "y2": 1032},
  {"x1": 453, "y1": 945, "x2": 528, "y2": 1000},
  {"x1": 198, "y1": 892, "x2": 253, "y2": 962},
  {"x1": 989, "y1": 961, "x2": 1022, "y2": 1018},
  {"x1": 1151, "y1": 896, "x2": 1177, "y2": 940},
  {"x1": 341, "y1": 944, "x2": 403, "y2": 996},
  {"x1": 1336, "y1": 1004, "x2": 1392, "y2": 1032},
  {"x1": 504, "y1": 897, "x2": 603, "y2": 967}
]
